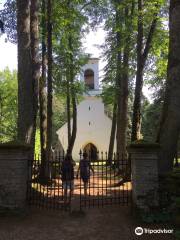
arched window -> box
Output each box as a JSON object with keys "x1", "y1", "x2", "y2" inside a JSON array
[{"x1": 84, "y1": 69, "x2": 94, "y2": 89}]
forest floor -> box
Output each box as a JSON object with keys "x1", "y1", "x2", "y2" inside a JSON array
[{"x1": 0, "y1": 205, "x2": 175, "y2": 240}]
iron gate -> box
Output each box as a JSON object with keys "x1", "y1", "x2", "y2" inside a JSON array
[
  {"x1": 27, "y1": 153, "x2": 72, "y2": 210},
  {"x1": 27, "y1": 152, "x2": 132, "y2": 210},
  {"x1": 79, "y1": 153, "x2": 131, "y2": 209}
]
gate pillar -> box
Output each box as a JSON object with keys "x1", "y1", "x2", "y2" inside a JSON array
[
  {"x1": 128, "y1": 142, "x2": 160, "y2": 211},
  {"x1": 0, "y1": 144, "x2": 31, "y2": 212}
]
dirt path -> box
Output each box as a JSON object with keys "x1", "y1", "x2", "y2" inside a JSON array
[{"x1": 0, "y1": 206, "x2": 175, "y2": 240}]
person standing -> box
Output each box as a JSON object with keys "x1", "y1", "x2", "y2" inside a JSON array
[
  {"x1": 61, "y1": 154, "x2": 74, "y2": 203},
  {"x1": 76, "y1": 152, "x2": 94, "y2": 196}
]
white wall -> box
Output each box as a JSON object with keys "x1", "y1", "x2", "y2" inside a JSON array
[{"x1": 57, "y1": 97, "x2": 115, "y2": 160}]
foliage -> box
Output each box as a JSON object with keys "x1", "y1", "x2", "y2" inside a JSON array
[
  {"x1": 0, "y1": 68, "x2": 17, "y2": 142},
  {"x1": 0, "y1": 69, "x2": 42, "y2": 153},
  {"x1": 145, "y1": 21, "x2": 168, "y2": 102},
  {"x1": 141, "y1": 3, "x2": 168, "y2": 141},
  {"x1": 100, "y1": 0, "x2": 169, "y2": 144},
  {"x1": 52, "y1": 95, "x2": 67, "y2": 146},
  {"x1": 141, "y1": 98, "x2": 163, "y2": 141},
  {"x1": 35, "y1": 128, "x2": 41, "y2": 156},
  {"x1": 175, "y1": 230, "x2": 180, "y2": 240},
  {"x1": 51, "y1": 0, "x2": 103, "y2": 154},
  {"x1": 156, "y1": 168, "x2": 180, "y2": 225},
  {"x1": 141, "y1": 210, "x2": 172, "y2": 223},
  {"x1": 0, "y1": 0, "x2": 17, "y2": 43},
  {"x1": 52, "y1": 0, "x2": 90, "y2": 94},
  {"x1": 0, "y1": 0, "x2": 172, "y2": 159},
  {"x1": 136, "y1": 167, "x2": 180, "y2": 228}
]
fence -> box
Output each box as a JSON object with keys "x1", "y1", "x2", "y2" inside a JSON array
[{"x1": 27, "y1": 151, "x2": 132, "y2": 210}]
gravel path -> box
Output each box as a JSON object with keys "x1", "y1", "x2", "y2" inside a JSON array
[{"x1": 0, "y1": 206, "x2": 175, "y2": 240}]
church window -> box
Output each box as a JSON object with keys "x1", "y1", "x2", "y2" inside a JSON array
[
  {"x1": 89, "y1": 121, "x2": 91, "y2": 126},
  {"x1": 84, "y1": 69, "x2": 94, "y2": 89},
  {"x1": 89, "y1": 106, "x2": 91, "y2": 110}
]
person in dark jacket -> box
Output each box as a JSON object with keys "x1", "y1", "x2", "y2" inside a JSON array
[
  {"x1": 61, "y1": 154, "x2": 74, "y2": 202},
  {"x1": 76, "y1": 152, "x2": 94, "y2": 196}
]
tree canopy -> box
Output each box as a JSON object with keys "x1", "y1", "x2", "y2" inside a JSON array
[{"x1": 0, "y1": 0, "x2": 179, "y2": 174}]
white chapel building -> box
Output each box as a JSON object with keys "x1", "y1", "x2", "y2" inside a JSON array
[{"x1": 56, "y1": 58, "x2": 114, "y2": 160}]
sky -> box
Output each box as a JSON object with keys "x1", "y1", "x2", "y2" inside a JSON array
[
  {"x1": 82, "y1": 26, "x2": 107, "y2": 80},
  {"x1": 0, "y1": 35, "x2": 17, "y2": 70},
  {"x1": 0, "y1": 0, "x2": 18, "y2": 70},
  {"x1": 0, "y1": 26, "x2": 106, "y2": 73}
]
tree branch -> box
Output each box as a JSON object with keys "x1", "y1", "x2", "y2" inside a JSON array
[
  {"x1": 142, "y1": 12, "x2": 158, "y2": 65},
  {"x1": 80, "y1": 1, "x2": 93, "y2": 11}
]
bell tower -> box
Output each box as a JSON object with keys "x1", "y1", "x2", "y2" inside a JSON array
[{"x1": 80, "y1": 58, "x2": 99, "y2": 90}]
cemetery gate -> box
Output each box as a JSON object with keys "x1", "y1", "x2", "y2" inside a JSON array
[{"x1": 27, "y1": 151, "x2": 132, "y2": 210}]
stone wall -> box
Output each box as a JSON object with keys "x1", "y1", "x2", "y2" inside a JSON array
[
  {"x1": 128, "y1": 143, "x2": 160, "y2": 211},
  {"x1": 0, "y1": 144, "x2": 31, "y2": 210}
]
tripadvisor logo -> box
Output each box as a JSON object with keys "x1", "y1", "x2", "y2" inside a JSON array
[
  {"x1": 135, "y1": 227, "x2": 174, "y2": 235},
  {"x1": 135, "y1": 227, "x2": 143, "y2": 235}
]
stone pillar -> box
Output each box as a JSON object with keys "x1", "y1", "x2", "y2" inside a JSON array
[
  {"x1": 128, "y1": 143, "x2": 160, "y2": 211},
  {"x1": 0, "y1": 144, "x2": 31, "y2": 211}
]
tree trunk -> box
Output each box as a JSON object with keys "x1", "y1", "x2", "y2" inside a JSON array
[
  {"x1": 46, "y1": 0, "x2": 53, "y2": 160},
  {"x1": 39, "y1": 0, "x2": 47, "y2": 160},
  {"x1": 131, "y1": 0, "x2": 143, "y2": 142},
  {"x1": 30, "y1": 0, "x2": 40, "y2": 152},
  {"x1": 66, "y1": 0, "x2": 71, "y2": 149},
  {"x1": 118, "y1": 46, "x2": 129, "y2": 158},
  {"x1": 116, "y1": 6, "x2": 132, "y2": 158},
  {"x1": 66, "y1": 71, "x2": 71, "y2": 145},
  {"x1": 157, "y1": 0, "x2": 180, "y2": 174},
  {"x1": 115, "y1": 4, "x2": 125, "y2": 159},
  {"x1": 17, "y1": 0, "x2": 36, "y2": 148},
  {"x1": 67, "y1": 85, "x2": 77, "y2": 156},
  {"x1": 107, "y1": 102, "x2": 117, "y2": 164},
  {"x1": 114, "y1": 0, "x2": 122, "y2": 157},
  {"x1": 39, "y1": 0, "x2": 48, "y2": 178},
  {"x1": 67, "y1": 36, "x2": 77, "y2": 156},
  {"x1": 116, "y1": 55, "x2": 122, "y2": 157}
]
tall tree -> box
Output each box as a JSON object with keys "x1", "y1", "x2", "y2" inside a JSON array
[
  {"x1": 53, "y1": 0, "x2": 89, "y2": 156},
  {"x1": 116, "y1": 2, "x2": 134, "y2": 157},
  {"x1": 46, "y1": 0, "x2": 53, "y2": 159},
  {"x1": 66, "y1": 34, "x2": 77, "y2": 156},
  {"x1": 17, "y1": 0, "x2": 35, "y2": 146},
  {"x1": 39, "y1": 0, "x2": 48, "y2": 180},
  {"x1": 115, "y1": 0, "x2": 123, "y2": 158},
  {"x1": 157, "y1": 0, "x2": 180, "y2": 174},
  {"x1": 103, "y1": 0, "x2": 134, "y2": 158},
  {"x1": 66, "y1": 70, "x2": 71, "y2": 146},
  {"x1": 131, "y1": 0, "x2": 158, "y2": 141},
  {"x1": 30, "y1": 0, "x2": 40, "y2": 150},
  {"x1": 39, "y1": 0, "x2": 47, "y2": 161}
]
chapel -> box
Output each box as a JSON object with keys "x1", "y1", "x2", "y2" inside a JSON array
[{"x1": 56, "y1": 58, "x2": 114, "y2": 160}]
